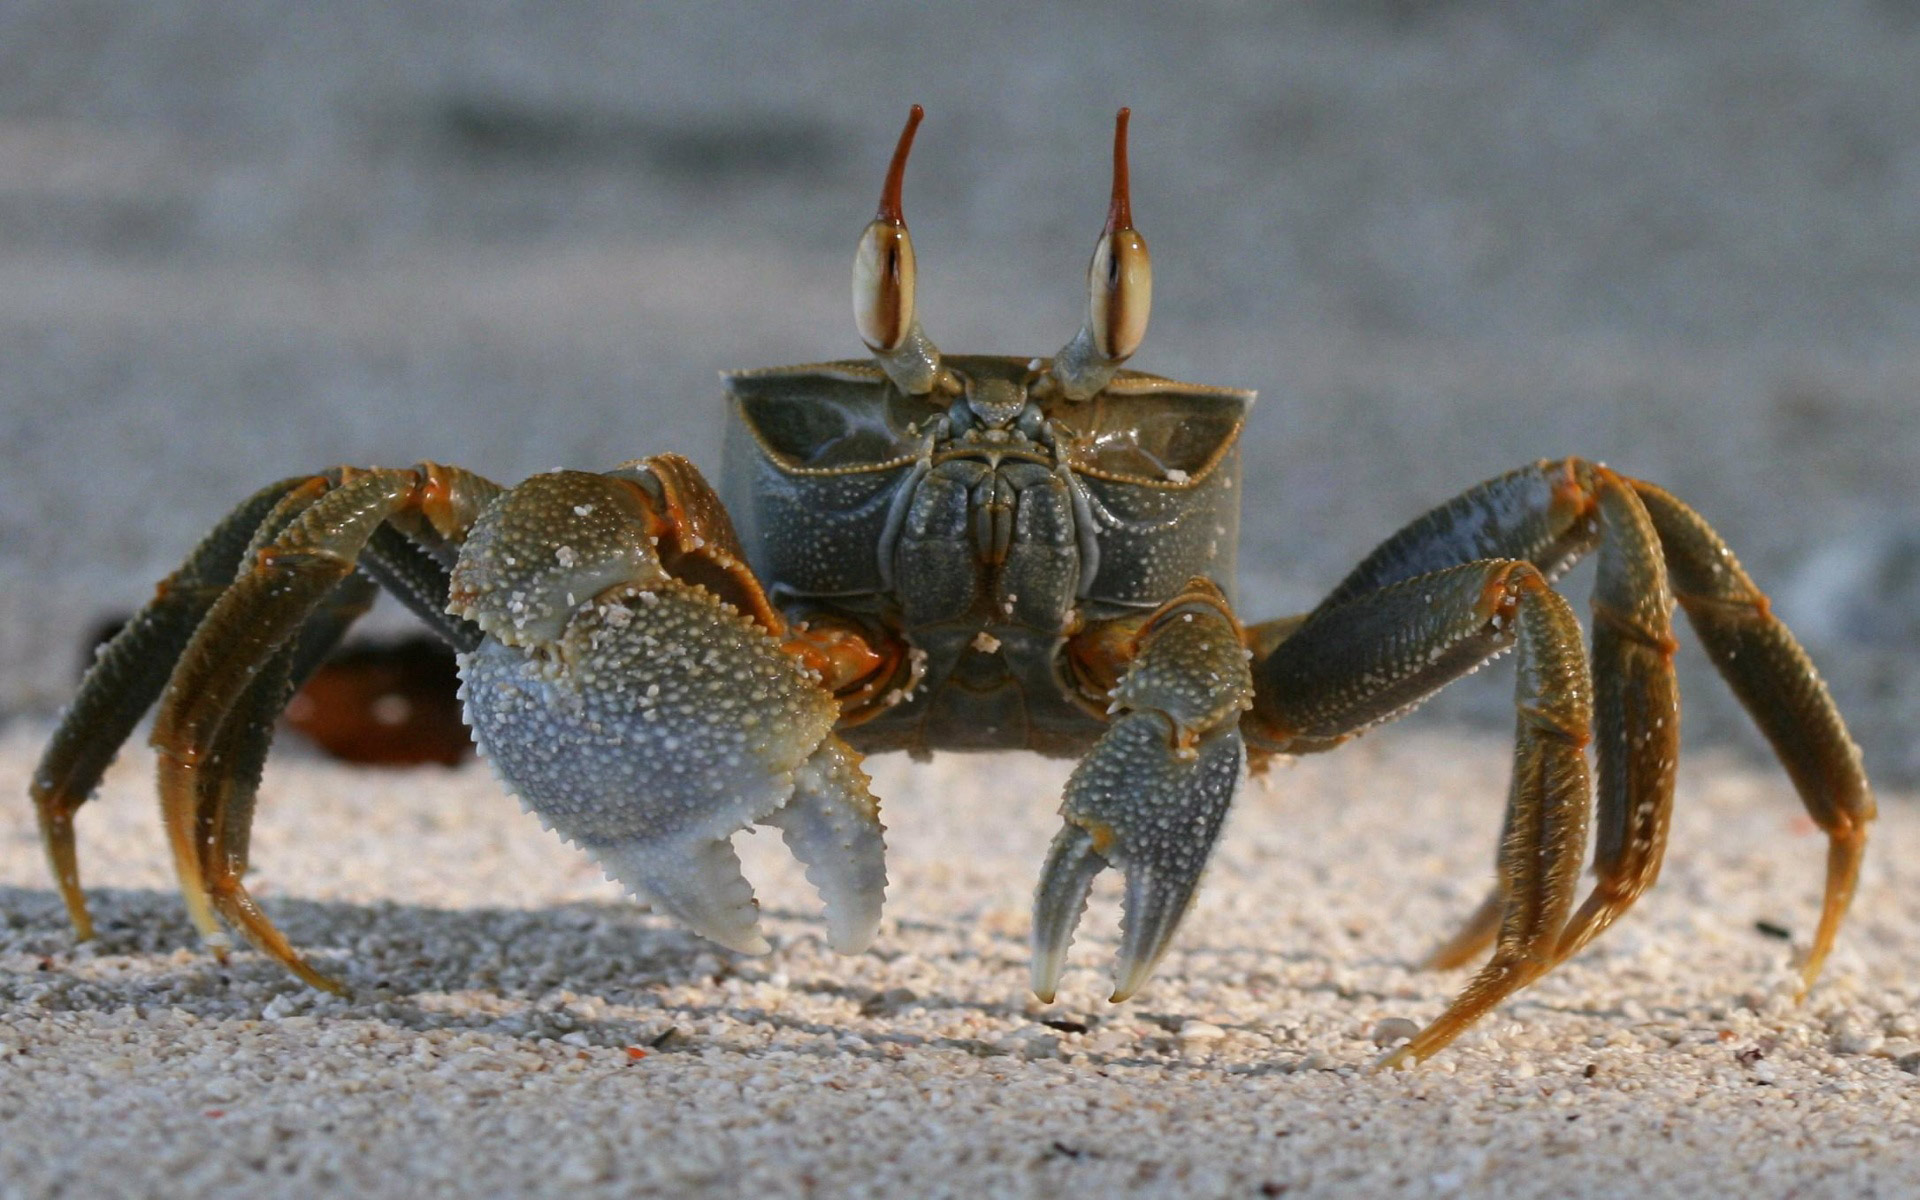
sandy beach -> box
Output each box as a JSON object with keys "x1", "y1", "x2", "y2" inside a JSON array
[{"x1": 3, "y1": 724, "x2": 1916, "y2": 1197}]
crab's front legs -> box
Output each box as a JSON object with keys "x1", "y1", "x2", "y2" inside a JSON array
[
  {"x1": 452, "y1": 457, "x2": 892, "y2": 958},
  {"x1": 1033, "y1": 578, "x2": 1255, "y2": 1002}
]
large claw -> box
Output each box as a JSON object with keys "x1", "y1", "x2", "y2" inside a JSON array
[
  {"x1": 461, "y1": 584, "x2": 887, "y2": 955},
  {"x1": 453, "y1": 468, "x2": 887, "y2": 956},
  {"x1": 1033, "y1": 712, "x2": 1246, "y2": 1002}
]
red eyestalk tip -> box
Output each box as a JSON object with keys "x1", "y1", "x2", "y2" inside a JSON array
[
  {"x1": 877, "y1": 104, "x2": 925, "y2": 225},
  {"x1": 1105, "y1": 107, "x2": 1134, "y2": 234}
]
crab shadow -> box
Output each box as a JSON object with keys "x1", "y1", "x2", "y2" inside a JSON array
[
  {"x1": 7, "y1": 879, "x2": 1704, "y2": 1075},
  {"x1": 2, "y1": 883, "x2": 1502, "y2": 1074}
]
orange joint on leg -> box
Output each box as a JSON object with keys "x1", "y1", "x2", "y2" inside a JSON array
[
  {"x1": 415, "y1": 462, "x2": 482, "y2": 543},
  {"x1": 783, "y1": 623, "x2": 887, "y2": 693},
  {"x1": 1472, "y1": 563, "x2": 1531, "y2": 626},
  {"x1": 1065, "y1": 617, "x2": 1149, "y2": 703},
  {"x1": 1548, "y1": 459, "x2": 1598, "y2": 530}
]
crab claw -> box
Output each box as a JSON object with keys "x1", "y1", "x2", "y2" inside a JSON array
[
  {"x1": 1032, "y1": 711, "x2": 1245, "y2": 1003},
  {"x1": 453, "y1": 466, "x2": 887, "y2": 957},
  {"x1": 762, "y1": 738, "x2": 888, "y2": 953},
  {"x1": 1034, "y1": 580, "x2": 1253, "y2": 1003}
]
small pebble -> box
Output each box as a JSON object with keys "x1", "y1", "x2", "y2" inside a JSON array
[{"x1": 1371, "y1": 1018, "x2": 1420, "y2": 1047}]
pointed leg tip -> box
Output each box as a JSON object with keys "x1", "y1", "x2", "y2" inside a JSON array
[
  {"x1": 1371, "y1": 1046, "x2": 1419, "y2": 1073},
  {"x1": 1032, "y1": 985, "x2": 1058, "y2": 1005},
  {"x1": 1795, "y1": 946, "x2": 1833, "y2": 1001},
  {"x1": 56, "y1": 885, "x2": 95, "y2": 942},
  {"x1": 305, "y1": 968, "x2": 351, "y2": 997}
]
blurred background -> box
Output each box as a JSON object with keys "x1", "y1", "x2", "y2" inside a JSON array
[{"x1": 1, "y1": 1, "x2": 1916, "y2": 783}]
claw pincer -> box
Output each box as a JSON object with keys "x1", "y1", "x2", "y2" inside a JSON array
[
  {"x1": 1033, "y1": 580, "x2": 1254, "y2": 1002},
  {"x1": 451, "y1": 464, "x2": 886, "y2": 955}
]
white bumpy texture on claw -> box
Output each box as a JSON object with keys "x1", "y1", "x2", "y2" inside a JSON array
[{"x1": 459, "y1": 575, "x2": 886, "y2": 957}]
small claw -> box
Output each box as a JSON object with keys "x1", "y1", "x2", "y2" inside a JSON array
[
  {"x1": 1033, "y1": 710, "x2": 1245, "y2": 1003},
  {"x1": 761, "y1": 737, "x2": 888, "y2": 954},
  {"x1": 1031, "y1": 825, "x2": 1107, "y2": 1003},
  {"x1": 1112, "y1": 859, "x2": 1197, "y2": 1003},
  {"x1": 1107, "y1": 727, "x2": 1242, "y2": 1001}
]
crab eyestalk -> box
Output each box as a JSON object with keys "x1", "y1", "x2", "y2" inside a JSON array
[
  {"x1": 854, "y1": 104, "x2": 947, "y2": 396},
  {"x1": 1050, "y1": 108, "x2": 1153, "y2": 402}
]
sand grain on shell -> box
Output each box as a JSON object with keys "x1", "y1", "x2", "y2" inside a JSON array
[{"x1": 2, "y1": 725, "x2": 1918, "y2": 1197}]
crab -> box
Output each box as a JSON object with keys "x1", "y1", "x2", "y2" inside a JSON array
[{"x1": 28, "y1": 107, "x2": 1874, "y2": 1066}]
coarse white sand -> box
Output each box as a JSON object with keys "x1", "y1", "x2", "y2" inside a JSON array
[{"x1": 2, "y1": 723, "x2": 1917, "y2": 1198}]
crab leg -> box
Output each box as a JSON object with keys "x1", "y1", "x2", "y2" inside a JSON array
[
  {"x1": 1244, "y1": 457, "x2": 1871, "y2": 1062},
  {"x1": 1383, "y1": 565, "x2": 1592, "y2": 1067},
  {"x1": 151, "y1": 469, "x2": 435, "y2": 955},
  {"x1": 1632, "y1": 481, "x2": 1874, "y2": 990},
  {"x1": 195, "y1": 575, "x2": 377, "y2": 990},
  {"x1": 30, "y1": 477, "x2": 316, "y2": 938},
  {"x1": 1034, "y1": 578, "x2": 1254, "y2": 1002},
  {"x1": 133, "y1": 464, "x2": 502, "y2": 986},
  {"x1": 1252, "y1": 558, "x2": 1593, "y2": 1064},
  {"x1": 1552, "y1": 470, "x2": 1679, "y2": 964},
  {"x1": 1438, "y1": 469, "x2": 1682, "y2": 971}
]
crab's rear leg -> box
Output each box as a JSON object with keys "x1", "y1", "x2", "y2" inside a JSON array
[
  {"x1": 1631, "y1": 481, "x2": 1874, "y2": 990},
  {"x1": 193, "y1": 574, "x2": 378, "y2": 989},
  {"x1": 1033, "y1": 578, "x2": 1255, "y2": 1002},
  {"x1": 30, "y1": 478, "x2": 316, "y2": 938},
  {"x1": 1430, "y1": 469, "x2": 1683, "y2": 971},
  {"x1": 148, "y1": 466, "x2": 502, "y2": 974},
  {"x1": 1242, "y1": 458, "x2": 1871, "y2": 1063}
]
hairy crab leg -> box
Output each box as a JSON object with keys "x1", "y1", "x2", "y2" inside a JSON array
[
  {"x1": 1034, "y1": 578, "x2": 1253, "y2": 1003},
  {"x1": 196, "y1": 576, "x2": 377, "y2": 990},
  {"x1": 1244, "y1": 457, "x2": 1872, "y2": 1062},
  {"x1": 151, "y1": 468, "x2": 434, "y2": 955},
  {"x1": 1632, "y1": 481, "x2": 1874, "y2": 991},
  {"x1": 29, "y1": 476, "x2": 316, "y2": 939},
  {"x1": 1435, "y1": 470, "x2": 1685, "y2": 973},
  {"x1": 1552, "y1": 470, "x2": 1679, "y2": 964},
  {"x1": 1250, "y1": 558, "x2": 1594, "y2": 1065},
  {"x1": 144, "y1": 463, "x2": 505, "y2": 984},
  {"x1": 1378, "y1": 565, "x2": 1592, "y2": 1068}
]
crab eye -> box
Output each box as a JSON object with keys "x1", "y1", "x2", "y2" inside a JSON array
[
  {"x1": 853, "y1": 222, "x2": 915, "y2": 353},
  {"x1": 1087, "y1": 108, "x2": 1152, "y2": 362},
  {"x1": 1089, "y1": 226, "x2": 1151, "y2": 362},
  {"x1": 852, "y1": 105, "x2": 923, "y2": 355},
  {"x1": 1048, "y1": 109, "x2": 1154, "y2": 402}
]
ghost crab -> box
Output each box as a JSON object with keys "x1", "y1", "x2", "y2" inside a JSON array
[{"x1": 29, "y1": 107, "x2": 1873, "y2": 1066}]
